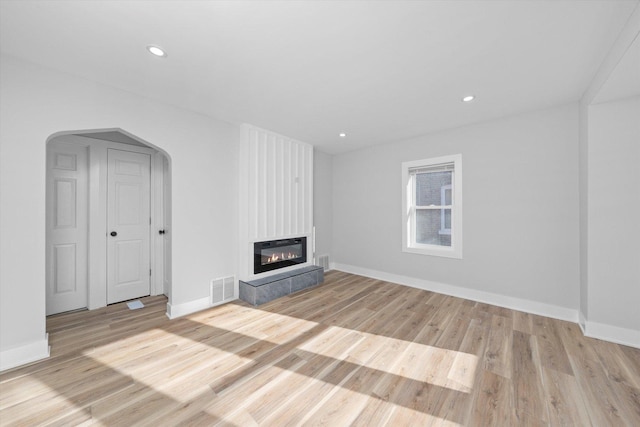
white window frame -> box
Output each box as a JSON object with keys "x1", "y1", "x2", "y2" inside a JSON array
[
  {"x1": 439, "y1": 184, "x2": 452, "y2": 235},
  {"x1": 402, "y1": 154, "x2": 462, "y2": 259}
]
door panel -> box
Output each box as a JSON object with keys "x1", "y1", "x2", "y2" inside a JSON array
[
  {"x1": 53, "y1": 244, "x2": 77, "y2": 293},
  {"x1": 115, "y1": 182, "x2": 144, "y2": 225},
  {"x1": 54, "y1": 178, "x2": 77, "y2": 228},
  {"x1": 107, "y1": 149, "x2": 151, "y2": 304},
  {"x1": 46, "y1": 143, "x2": 88, "y2": 315},
  {"x1": 115, "y1": 239, "x2": 143, "y2": 283}
]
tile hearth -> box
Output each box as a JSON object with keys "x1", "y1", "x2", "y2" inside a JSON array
[{"x1": 239, "y1": 266, "x2": 324, "y2": 306}]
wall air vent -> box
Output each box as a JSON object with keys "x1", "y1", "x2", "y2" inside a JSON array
[
  {"x1": 317, "y1": 255, "x2": 330, "y2": 271},
  {"x1": 210, "y1": 275, "x2": 237, "y2": 306}
]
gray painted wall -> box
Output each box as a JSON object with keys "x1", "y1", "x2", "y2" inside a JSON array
[
  {"x1": 587, "y1": 96, "x2": 640, "y2": 331},
  {"x1": 332, "y1": 103, "x2": 580, "y2": 309},
  {"x1": 313, "y1": 150, "x2": 333, "y2": 262}
]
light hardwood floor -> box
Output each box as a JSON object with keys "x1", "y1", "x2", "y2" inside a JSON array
[{"x1": 1, "y1": 271, "x2": 639, "y2": 426}]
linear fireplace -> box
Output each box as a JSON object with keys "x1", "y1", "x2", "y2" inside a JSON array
[{"x1": 254, "y1": 237, "x2": 307, "y2": 274}]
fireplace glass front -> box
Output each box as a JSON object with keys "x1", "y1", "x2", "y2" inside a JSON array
[{"x1": 254, "y1": 237, "x2": 307, "y2": 274}]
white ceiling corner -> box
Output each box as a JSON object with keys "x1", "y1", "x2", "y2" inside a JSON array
[{"x1": 592, "y1": 33, "x2": 640, "y2": 105}]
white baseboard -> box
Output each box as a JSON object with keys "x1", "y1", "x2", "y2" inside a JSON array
[
  {"x1": 332, "y1": 263, "x2": 578, "y2": 323},
  {"x1": 166, "y1": 296, "x2": 238, "y2": 319},
  {"x1": 0, "y1": 334, "x2": 50, "y2": 372},
  {"x1": 166, "y1": 296, "x2": 212, "y2": 319},
  {"x1": 583, "y1": 320, "x2": 640, "y2": 349}
]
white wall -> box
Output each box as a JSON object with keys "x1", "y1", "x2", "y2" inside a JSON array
[
  {"x1": 313, "y1": 150, "x2": 333, "y2": 262},
  {"x1": 0, "y1": 55, "x2": 239, "y2": 369},
  {"x1": 237, "y1": 124, "x2": 314, "y2": 281},
  {"x1": 332, "y1": 104, "x2": 580, "y2": 315},
  {"x1": 587, "y1": 96, "x2": 640, "y2": 333},
  {"x1": 578, "y1": 4, "x2": 640, "y2": 346}
]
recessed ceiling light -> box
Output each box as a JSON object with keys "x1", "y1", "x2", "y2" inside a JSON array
[
  {"x1": 462, "y1": 95, "x2": 475, "y2": 102},
  {"x1": 339, "y1": 133, "x2": 347, "y2": 138},
  {"x1": 146, "y1": 45, "x2": 167, "y2": 58}
]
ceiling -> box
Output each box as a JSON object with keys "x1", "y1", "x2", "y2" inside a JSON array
[
  {"x1": 73, "y1": 130, "x2": 149, "y2": 148},
  {"x1": 592, "y1": 33, "x2": 640, "y2": 104},
  {"x1": 1, "y1": 1, "x2": 638, "y2": 154}
]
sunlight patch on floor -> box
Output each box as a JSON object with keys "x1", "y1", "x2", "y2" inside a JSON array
[
  {"x1": 2, "y1": 377, "x2": 69, "y2": 412},
  {"x1": 388, "y1": 403, "x2": 464, "y2": 426},
  {"x1": 297, "y1": 325, "x2": 479, "y2": 393},
  {"x1": 85, "y1": 339, "x2": 253, "y2": 403},
  {"x1": 79, "y1": 312, "x2": 478, "y2": 416},
  {"x1": 189, "y1": 308, "x2": 321, "y2": 344}
]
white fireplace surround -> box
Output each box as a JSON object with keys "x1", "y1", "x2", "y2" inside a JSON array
[{"x1": 238, "y1": 124, "x2": 314, "y2": 281}]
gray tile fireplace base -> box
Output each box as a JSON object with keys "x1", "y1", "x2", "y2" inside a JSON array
[{"x1": 239, "y1": 266, "x2": 324, "y2": 306}]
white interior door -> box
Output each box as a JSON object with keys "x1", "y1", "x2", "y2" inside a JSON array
[
  {"x1": 107, "y1": 149, "x2": 151, "y2": 304},
  {"x1": 46, "y1": 142, "x2": 88, "y2": 315}
]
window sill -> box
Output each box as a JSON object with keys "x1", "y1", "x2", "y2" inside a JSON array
[{"x1": 403, "y1": 245, "x2": 462, "y2": 259}]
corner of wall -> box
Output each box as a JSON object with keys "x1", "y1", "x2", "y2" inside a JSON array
[
  {"x1": 165, "y1": 297, "x2": 212, "y2": 319},
  {"x1": 578, "y1": 309, "x2": 587, "y2": 334},
  {"x1": 578, "y1": 100, "x2": 589, "y2": 325},
  {"x1": 0, "y1": 334, "x2": 50, "y2": 372},
  {"x1": 582, "y1": 320, "x2": 640, "y2": 349}
]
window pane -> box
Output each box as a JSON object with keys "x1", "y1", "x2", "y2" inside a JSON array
[
  {"x1": 443, "y1": 208, "x2": 451, "y2": 229},
  {"x1": 443, "y1": 187, "x2": 452, "y2": 205},
  {"x1": 416, "y1": 209, "x2": 452, "y2": 246},
  {"x1": 415, "y1": 171, "x2": 452, "y2": 206}
]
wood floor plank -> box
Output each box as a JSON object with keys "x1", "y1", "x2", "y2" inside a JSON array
[
  {"x1": 568, "y1": 350, "x2": 635, "y2": 426},
  {"x1": 542, "y1": 366, "x2": 593, "y2": 426},
  {"x1": 140, "y1": 388, "x2": 220, "y2": 427},
  {"x1": 468, "y1": 370, "x2": 514, "y2": 427},
  {"x1": 592, "y1": 338, "x2": 640, "y2": 390},
  {"x1": 590, "y1": 339, "x2": 640, "y2": 422},
  {"x1": 1, "y1": 272, "x2": 638, "y2": 426},
  {"x1": 200, "y1": 353, "x2": 307, "y2": 422},
  {"x1": 483, "y1": 314, "x2": 513, "y2": 379},
  {"x1": 449, "y1": 324, "x2": 484, "y2": 371},
  {"x1": 511, "y1": 331, "x2": 548, "y2": 425},
  {"x1": 350, "y1": 396, "x2": 397, "y2": 427},
  {"x1": 620, "y1": 346, "x2": 640, "y2": 375},
  {"x1": 249, "y1": 331, "x2": 364, "y2": 424},
  {"x1": 261, "y1": 358, "x2": 359, "y2": 426},
  {"x1": 435, "y1": 314, "x2": 472, "y2": 352},
  {"x1": 512, "y1": 310, "x2": 534, "y2": 335},
  {"x1": 532, "y1": 315, "x2": 574, "y2": 376}
]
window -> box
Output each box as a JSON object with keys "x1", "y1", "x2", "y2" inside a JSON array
[
  {"x1": 402, "y1": 154, "x2": 462, "y2": 258},
  {"x1": 439, "y1": 184, "x2": 452, "y2": 235}
]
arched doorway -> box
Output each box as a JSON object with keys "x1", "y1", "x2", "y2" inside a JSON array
[{"x1": 45, "y1": 129, "x2": 171, "y2": 315}]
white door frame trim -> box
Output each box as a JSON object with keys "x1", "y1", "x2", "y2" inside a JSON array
[{"x1": 46, "y1": 133, "x2": 167, "y2": 312}]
